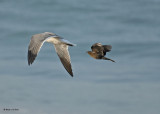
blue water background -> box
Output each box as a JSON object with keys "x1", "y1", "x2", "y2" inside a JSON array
[{"x1": 0, "y1": 0, "x2": 160, "y2": 114}]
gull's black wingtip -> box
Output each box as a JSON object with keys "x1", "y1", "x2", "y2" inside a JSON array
[
  {"x1": 69, "y1": 72, "x2": 74, "y2": 77},
  {"x1": 71, "y1": 74, "x2": 74, "y2": 77},
  {"x1": 28, "y1": 50, "x2": 36, "y2": 66}
]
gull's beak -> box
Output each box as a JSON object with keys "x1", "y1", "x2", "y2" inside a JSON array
[{"x1": 51, "y1": 35, "x2": 59, "y2": 38}]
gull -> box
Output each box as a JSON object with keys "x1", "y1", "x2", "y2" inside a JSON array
[
  {"x1": 28, "y1": 32, "x2": 76, "y2": 77},
  {"x1": 87, "y1": 43, "x2": 115, "y2": 62}
]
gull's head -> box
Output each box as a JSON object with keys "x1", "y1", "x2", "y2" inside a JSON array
[{"x1": 43, "y1": 32, "x2": 56, "y2": 38}]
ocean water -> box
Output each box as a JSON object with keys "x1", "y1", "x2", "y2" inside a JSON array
[{"x1": 0, "y1": 0, "x2": 160, "y2": 114}]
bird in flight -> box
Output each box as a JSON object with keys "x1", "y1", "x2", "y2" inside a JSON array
[
  {"x1": 28, "y1": 32, "x2": 76, "y2": 77},
  {"x1": 87, "y1": 43, "x2": 115, "y2": 62}
]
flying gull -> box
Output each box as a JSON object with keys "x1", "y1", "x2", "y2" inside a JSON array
[
  {"x1": 87, "y1": 43, "x2": 115, "y2": 62},
  {"x1": 28, "y1": 32, "x2": 76, "y2": 77}
]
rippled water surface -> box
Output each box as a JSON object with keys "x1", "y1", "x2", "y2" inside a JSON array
[{"x1": 0, "y1": 0, "x2": 160, "y2": 114}]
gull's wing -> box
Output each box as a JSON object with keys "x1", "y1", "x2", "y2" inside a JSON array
[
  {"x1": 28, "y1": 34, "x2": 47, "y2": 65},
  {"x1": 54, "y1": 44, "x2": 73, "y2": 77}
]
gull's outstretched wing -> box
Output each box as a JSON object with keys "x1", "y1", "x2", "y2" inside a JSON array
[
  {"x1": 54, "y1": 44, "x2": 73, "y2": 77},
  {"x1": 28, "y1": 34, "x2": 47, "y2": 65}
]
